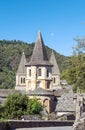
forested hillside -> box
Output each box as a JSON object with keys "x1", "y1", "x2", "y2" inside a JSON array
[{"x1": 0, "y1": 40, "x2": 69, "y2": 89}]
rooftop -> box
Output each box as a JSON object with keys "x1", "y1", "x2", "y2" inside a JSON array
[
  {"x1": 17, "y1": 52, "x2": 27, "y2": 74},
  {"x1": 50, "y1": 51, "x2": 60, "y2": 74},
  {"x1": 27, "y1": 87, "x2": 54, "y2": 96},
  {"x1": 56, "y1": 89, "x2": 75, "y2": 112},
  {"x1": 26, "y1": 32, "x2": 53, "y2": 66}
]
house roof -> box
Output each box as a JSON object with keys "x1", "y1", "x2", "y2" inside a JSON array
[
  {"x1": 50, "y1": 50, "x2": 60, "y2": 74},
  {"x1": 56, "y1": 89, "x2": 76, "y2": 112},
  {"x1": 26, "y1": 31, "x2": 52, "y2": 66},
  {"x1": 17, "y1": 52, "x2": 27, "y2": 74},
  {"x1": 27, "y1": 87, "x2": 54, "y2": 96},
  {"x1": 0, "y1": 89, "x2": 21, "y2": 98}
]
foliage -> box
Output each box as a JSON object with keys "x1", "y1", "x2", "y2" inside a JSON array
[
  {"x1": 1, "y1": 93, "x2": 43, "y2": 119},
  {"x1": 0, "y1": 40, "x2": 68, "y2": 89},
  {"x1": 73, "y1": 37, "x2": 85, "y2": 54},
  {"x1": 2, "y1": 93, "x2": 29, "y2": 119},
  {"x1": 61, "y1": 37, "x2": 85, "y2": 92},
  {"x1": 26, "y1": 98, "x2": 43, "y2": 115}
]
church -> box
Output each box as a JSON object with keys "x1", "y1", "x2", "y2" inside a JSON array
[
  {"x1": 15, "y1": 31, "x2": 61, "y2": 113},
  {"x1": 15, "y1": 31, "x2": 61, "y2": 92},
  {"x1": 14, "y1": 32, "x2": 79, "y2": 116}
]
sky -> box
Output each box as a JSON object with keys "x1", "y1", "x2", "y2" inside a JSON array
[{"x1": 0, "y1": 0, "x2": 85, "y2": 56}]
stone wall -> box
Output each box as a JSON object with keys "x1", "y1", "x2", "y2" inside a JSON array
[{"x1": 0, "y1": 120, "x2": 74, "y2": 130}]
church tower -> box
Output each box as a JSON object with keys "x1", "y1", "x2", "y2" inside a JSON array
[
  {"x1": 50, "y1": 50, "x2": 61, "y2": 89},
  {"x1": 26, "y1": 31, "x2": 53, "y2": 91},
  {"x1": 15, "y1": 52, "x2": 27, "y2": 91}
]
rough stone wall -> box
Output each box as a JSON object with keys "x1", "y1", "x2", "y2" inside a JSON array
[
  {"x1": 76, "y1": 95, "x2": 83, "y2": 121},
  {"x1": 52, "y1": 74, "x2": 60, "y2": 86},
  {"x1": 72, "y1": 115, "x2": 85, "y2": 130},
  {"x1": 15, "y1": 73, "x2": 26, "y2": 91},
  {"x1": 7, "y1": 120, "x2": 74, "y2": 130},
  {"x1": 26, "y1": 66, "x2": 52, "y2": 91}
]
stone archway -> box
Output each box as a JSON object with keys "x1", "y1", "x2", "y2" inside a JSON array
[{"x1": 43, "y1": 98, "x2": 50, "y2": 113}]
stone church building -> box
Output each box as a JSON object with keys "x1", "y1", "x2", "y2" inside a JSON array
[
  {"x1": 15, "y1": 31, "x2": 61, "y2": 112},
  {"x1": 15, "y1": 31, "x2": 60, "y2": 92}
]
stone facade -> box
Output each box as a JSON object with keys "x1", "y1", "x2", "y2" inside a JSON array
[
  {"x1": 15, "y1": 32, "x2": 60, "y2": 92},
  {"x1": 15, "y1": 31, "x2": 61, "y2": 113},
  {"x1": 75, "y1": 94, "x2": 84, "y2": 121},
  {"x1": 15, "y1": 52, "x2": 27, "y2": 91},
  {"x1": 50, "y1": 51, "x2": 61, "y2": 89}
]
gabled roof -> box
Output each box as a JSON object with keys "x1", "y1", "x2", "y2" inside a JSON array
[
  {"x1": 0, "y1": 89, "x2": 21, "y2": 98},
  {"x1": 50, "y1": 50, "x2": 60, "y2": 74},
  {"x1": 17, "y1": 52, "x2": 27, "y2": 74},
  {"x1": 26, "y1": 31, "x2": 52, "y2": 66}
]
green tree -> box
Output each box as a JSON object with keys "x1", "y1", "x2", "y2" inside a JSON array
[
  {"x1": 2, "y1": 93, "x2": 29, "y2": 119},
  {"x1": 27, "y1": 98, "x2": 43, "y2": 115},
  {"x1": 1, "y1": 93, "x2": 43, "y2": 119},
  {"x1": 61, "y1": 37, "x2": 85, "y2": 92}
]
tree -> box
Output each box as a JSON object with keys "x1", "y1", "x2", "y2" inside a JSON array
[
  {"x1": 26, "y1": 98, "x2": 43, "y2": 115},
  {"x1": 1, "y1": 93, "x2": 43, "y2": 119},
  {"x1": 61, "y1": 37, "x2": 85, "y2": 92},
  {"x1": 73, "y1": 37, "x2": 85, "y2": 54},
  {"x1": 2, "y1": 93, "x2": 29, "y2": 119}
]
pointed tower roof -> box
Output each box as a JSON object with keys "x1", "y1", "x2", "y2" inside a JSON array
[
  {"x1": 27, "y1": 31, "x2": 52, "y2": 66},
  {"x1": 50, "y1": 50, "x2": 60, "y2": 74},
  {"x1": 17, "y1": 52, "x2": 27, "y2": 74}
]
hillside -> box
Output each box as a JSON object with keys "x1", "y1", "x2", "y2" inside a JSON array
[{"x1": 0, "y1": 40, "x2": 69, "y2": 89}]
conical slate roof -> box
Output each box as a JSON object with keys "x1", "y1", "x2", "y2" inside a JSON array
[
  {"x1": 26, "y1": 32, "x2": 52, "y2": 66},
  {"x1": 50, "y1": 51, "x2": 60, "y2": 74},
  {"x1": 17, "y1": 52, "x2": 27, "y2": 73}
]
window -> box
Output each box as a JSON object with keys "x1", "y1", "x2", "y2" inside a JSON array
[
  {"x1": 47, "y1": 81, "x2": 50, "y2": 89},
  {"x1": 47, "y1": 69, "x2": 49, "y2": 77},
  {"x1": 38, "y1": 68, "x2": 41, "y2": 76},
  {"x1": 53, "y1": 77, "x2": 56, "y2": 83},
  {"x1": 21, "y1": 78, "x2": 23, "y2": 83},
  {"x1": 29, "y1": 69, "x2": 31, "y2": 77},
  {"x1": 23, "y1": 78, "x2": 25, "y2": 83},
  {"x1": 21, "y1": 78, "x2": 25, "y2": 84},
  {"x1": 37, "y1": 81, "x2": 41, "y2": 88}
]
